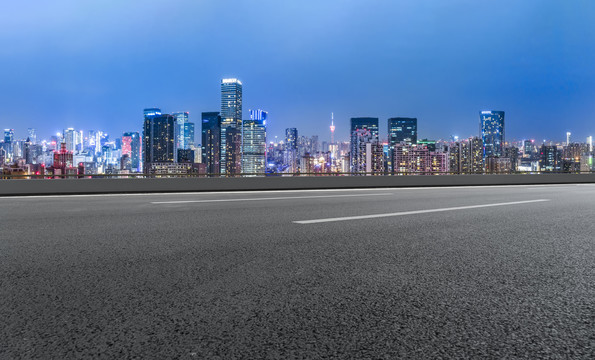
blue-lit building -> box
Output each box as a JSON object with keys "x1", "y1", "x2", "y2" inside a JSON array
[
  {"x1": 172, "y1": 111, "x2": 195, "y2": 152},
  {"x1": 201, "y1": 112, "x2": 221, "y2": 175},
  {"x1": 480, "y1": 110, "x2": 505, "y2": 158},
  {"x1": 285, "y1": 128, "x2": 298, "y2": 150},
  {"x1": 220, "y1": 78, "x2": 243, "y2": 175},
  {"x1": 242, "y1": 109, "x2": 267, "y2": 176}
]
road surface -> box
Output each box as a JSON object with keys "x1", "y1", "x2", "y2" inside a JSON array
[{"x1": 1, "y1": 184, "x2": 594, "y2": 358}]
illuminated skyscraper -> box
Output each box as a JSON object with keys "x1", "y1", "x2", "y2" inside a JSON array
[
  {"x1": 388, "y1": 117, "x2": 417, "y2": 146},
  {"x1": 242, "y1": 110, "x2": 267, "y2": 176},
  {"x1": 480, "y1": 110, "x2": 505, "y2": 158},
  {"x1": 63, "y1": 128, "x2": 76, "y2": 153},
  {"x1": 285, "y1": 128, "x2": 298, "y2": 150},
  {"x1": 202, "y1": 112, "x2": 221, "y2": 175},
  {"x1": 172, "y1": 111, "x2": 195, "y2": 153},
  {"x1": 4, "y1": 129, "x2": 14, "y2": 143},
  {"x1": 27, "y1": 128, "x2": 37, "y2": 145},
  {"x1": 220, "y1": 78, "x2": 243, "y2": 175},
  {"x1": 142, "y1": 109, "x2": 175, "y2": 171},
  {"x1": 122, "y1": 132, "x2": 141, "y2": 172}
]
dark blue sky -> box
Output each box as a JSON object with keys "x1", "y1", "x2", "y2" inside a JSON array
[{"x1": 2, "y1": 0, "x2": 594, "y2": 143}]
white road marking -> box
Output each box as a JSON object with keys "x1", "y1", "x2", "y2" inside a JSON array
[
  {"x1": 0, "y1": 184, "x2": 583, "y2": 200},
  {"x1": 293, "y1": 199, "x2": 551, "y2": 224},
  {"x1": 150, "y1": 193, "x2": 391, "y2": 204}
]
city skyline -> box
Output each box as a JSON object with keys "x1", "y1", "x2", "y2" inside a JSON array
[{"x1": 2, "y1": 1, "x2": 595, "y2": 142}]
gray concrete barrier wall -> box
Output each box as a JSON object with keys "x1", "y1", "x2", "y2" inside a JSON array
[{"x1": 1, "y1": 174, "x2": 594, "y2": 196}]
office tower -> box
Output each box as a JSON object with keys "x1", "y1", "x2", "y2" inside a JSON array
[
  {"x1": 540, "y1": 145, "x2": 558, "y2": 172},
  {"x1": 4, "y1": 129, "x2": 14, "y2": 143},
  {"x1": 142, "y1": 110, "x2": 175, "y2": 171},
  {"x1": 242, "y1": 110, "x2": 267, "y2": 176},
  {"x1": 588, "y1": 136, "x2": 593, "y2": 153},
  {"x1": 350, "y1": 117, "x2": 379, "y2": 172},
  {"x1": 566, "y1": 132, "x2": 572, "y2": 146},
  {"x1": 285, "y1": 128, "x2": 298, "y2": 150},
  {"x1": 220, "y1": 78, "x2": 243, "y2": 175},
  {"x1": 173, "y1": 112, "x2": 189, "y2": 152},
  {"x1": 144, "y1": 108, "x2": 162, "y2": 118},
  {"x1": 122, "y1": 132, "x2": 141, "y2": 172},
  {"x1": 63, "y1": 128, "x2": 76, "y2": 152},
  {"x1": 202, "y1": 112, "x2": 221, "y2": 175},
  {"x1": 388, "y1": 117, "x2": 417, "y2": 146},
  {"x1": 172, "y1": 111, "x2": 195, "y2": 154},
  {"x1": 27, "y1": 128, "x2": 37, "y2": 145},
  {"x1": 480, "y1": 110, "x2": 505, "y2": 158},
  {"x1": 184, "y1": 122, "x2": 195, "y2": 149}
]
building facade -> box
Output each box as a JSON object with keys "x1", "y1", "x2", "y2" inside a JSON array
[
  {"x1": 201, "y1": 112, "x2": 221, "y2": 175},
  {"x1": 220, "y1": 79, "x2": 243, "y2": 175},
  {"x1": 480, "y1": 110, "x2": 505, "y2": 158},
  {"x1": 242, "y1": 110, "x2": 267, "y2": 176}
]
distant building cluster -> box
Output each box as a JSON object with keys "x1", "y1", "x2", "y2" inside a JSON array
[{"x1": 1, "y1": 79, "x2": 594, "y2": 178}]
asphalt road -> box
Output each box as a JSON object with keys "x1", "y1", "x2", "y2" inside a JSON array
[{"x1": 1, "y1": 185, "x2": 594, "y2": 359}]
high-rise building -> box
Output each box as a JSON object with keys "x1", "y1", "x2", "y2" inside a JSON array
[
  {"x1": 242, "y1": 110, "x2": 267, "y2": 176},
  {"x1": 480, "y1": 110, "x2": 505, "y2": 158},
  {"x1": 350, "y1": 117, "x2": 379, "y2": 172},
  {"x1": 220, "y1": 78, "x2": 243, "y2": 175},
  {"x1": 388, "y1": 117, "x2": 417, "y2": 146},
  {"x1": 172, "y1": 112, "x2": 195, "y2": 154},
  {"x1": 142, "y1": 110, "x2": 175, "y2": 171},
  {"x1": 173, "y1": 112, "x2": 189, "y2": 152},
  {"x1": 285, "y1": 127, "x2": 299, "y2": 173},
  {"x1": 351, "y1": 128, "x2": 383, "y2": 175},
  {"x1": 540, "y1": 145, "x2": 558, "y2": 172},
  {"x1": 63, "y1": 128, "x2": 76, "y2": 153},
  {"x1": 122, "y1": 132, "x2": 141, "y2": 172},
  {"x1": 27, "y1": 128, "x2": 37, "y2": 145},
  {"x1": 202, "y1": 112, "x2": 221, "y2": 175},
  {"x1": 285, "y1": 128, "x2": 298, "y2": 150},
  {"x1": 4, "y1": 129, "x2": 14, "y2": 143}
]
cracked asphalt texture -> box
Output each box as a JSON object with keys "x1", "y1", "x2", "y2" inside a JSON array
[{"x1": 1, "y1": 184, "x2": 594, "y2": 359}]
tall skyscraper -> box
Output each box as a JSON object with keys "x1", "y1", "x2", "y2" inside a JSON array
[
  {"x1": 3, "y1": 129, "x2": 14, "y2": 143},
  {"x1": 202, "y1": 112, "x2": 221, "y2": 175},
  {"x1": 285, "y1": 128, "x2": 298, "y2": 150},
  {"x1": 122, "y1": 132, "x2": 141, "y2": 172},
  {"x1": 220, "y1": 78, "x2": 243, "y2": 175},
  {"x1": 173, "y1": 112, "x2": 189, "y2": 152},
  {"x1": 480, "y1": 110, "x2": 505, "y2": 158},
  {"x1": 143, "y1": 109, "x2": 175, "y2": 171},
  {"x1": 242, "y1": 110, "x2": 267, "y2": 176},
  {"x1": 388, "y1": 117, "x2": 417, "y2": 146},
  {"x1": 171, "y1": 111, "x2": 195, "y2": 152},
  {"x1": 350, "y1": 117, "x2": 379, "y2": 172},
  {"x1": 27, "y1": 128, "x2": 37, "y2": 144},
  {"x1": 63, "y1": 128, "x2": 76, "y2": 153}
]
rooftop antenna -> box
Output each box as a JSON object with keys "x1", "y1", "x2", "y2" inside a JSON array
[{"x1": 330, "y1": 112, "x2": 336, "y2": 144}]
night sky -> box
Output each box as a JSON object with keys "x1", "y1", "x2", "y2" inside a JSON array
[{"x1": 2, "y1": 0, "x2": 594, "y2": 143}]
